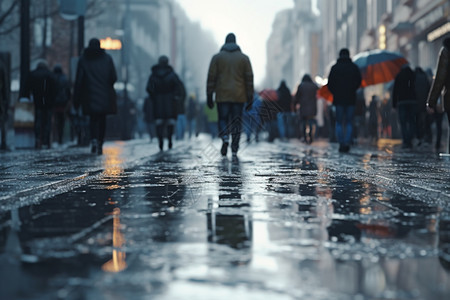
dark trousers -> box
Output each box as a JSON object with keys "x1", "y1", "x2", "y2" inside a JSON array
[
  {"x1": 217, "y1": 102, "x2": 244, "y2": 152},
  {"x1": 89, "y1": 114, "x2": 106, "y2": 146},
  {"x1": 34, "y1": 107, "x2": 52, "y2": 148},
  {"x1": 335, "y1": 105, "x2": 355, "y2": 146}
]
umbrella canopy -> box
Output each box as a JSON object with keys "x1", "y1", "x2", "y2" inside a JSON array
[
  {"x1": 353, "y1": 49, "x2": 408, "y2": 87},
  {"x1": 259, "y1": 88, "x2": 278, "y2": 101},
  {"x1": 317, "y1": 84, "x2": 333, "y2": 103}
]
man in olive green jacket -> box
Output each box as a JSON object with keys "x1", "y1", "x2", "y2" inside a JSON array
[{"x1": 207, "y1": 33, "x2": 254, "y2": 157}]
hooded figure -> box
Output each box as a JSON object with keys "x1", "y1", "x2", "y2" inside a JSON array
[
  {"x1": 146, "y1": 55, "x2": 185, "y2": 150},
  {"x1": 206, "y1": 33, "x2": 254, "y2": 157},
  {"x1": 73, "y1": 38, "x2": 118, "y2": 155}
]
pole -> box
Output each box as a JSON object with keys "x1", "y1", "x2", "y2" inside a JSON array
[{"x1": 19, "y1": 0, "x2": 30, "y2": 97}]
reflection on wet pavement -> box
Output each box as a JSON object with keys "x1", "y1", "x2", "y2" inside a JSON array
[{"x1": 0, "y1": 137, "x2": 449, "y2": 299}]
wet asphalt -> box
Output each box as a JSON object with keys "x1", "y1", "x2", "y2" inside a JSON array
[{"x1": 0, "y1": 135, "x2": 449, "y2": 300}]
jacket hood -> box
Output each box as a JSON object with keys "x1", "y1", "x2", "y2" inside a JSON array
[
  {"x1": 220, "y1": 42, "x2": 241, "y2": 52},
  {"x1": 151, "y1": 64, "x2": 173, "y2": 77},
  {"x1": 83, "y1": 46, "x2": 106, "y2": 59}
]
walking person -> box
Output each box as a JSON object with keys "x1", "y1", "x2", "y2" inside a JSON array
[
  {"x1": 276, "y1": 80, "x2": 292, "y2": 141},
  {"x1": 52, "y1": 64, "x2": 71, "y2": 145},
  {"x1": 294, "y1": 74, "x2": 318, "y2": 144},
  {"x1": 392, "y1": 64, "x2": 417, "y2": 149},
  {"x1": 368, "y1": 95, "x2": 379, "y2": 142},
  {"x1": 146, "y1": 55, "x2": 185, "y2": 151},
  {"x1": 327, "y1": 48, "x2": 362, "y2": 152},
  {"x1": 206, "y1": 33, "x2": 254, "y2": 157},
  {"x1": 427, "y1": 37, "x2": 450, "y2": 152},
  {"x1": 23, "y1": 60, "x2": 57, "y2": 149},
  {"x1": 73, "y1": 38, "x2": 118, "y2": 155},
  {"x1": 186, "y1": 95, "x2": 198, "y2": 139}
]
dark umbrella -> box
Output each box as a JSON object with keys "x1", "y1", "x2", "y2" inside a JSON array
[{"x1": 353, "y1": 49, "x2": 408, "y2": 87}]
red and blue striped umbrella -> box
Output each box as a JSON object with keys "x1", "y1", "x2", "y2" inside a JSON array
[{"x1": 353, "y1": 49, "x2": 408, "y2": 87}]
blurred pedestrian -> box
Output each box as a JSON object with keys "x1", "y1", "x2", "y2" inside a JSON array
[
  {"x1": 427, "y1": 37, "x2": 450, "y2": 152},
  {"x1": 327, "y1": 48, "x2": 362, "y2": 152},
  {"x1": 0, "y1": 59, "x2": 8, "y2": 150},
  {"x1": 73, "y1": 38, "x2": 118, "y2": 155},
  {"x1": 243, "y1": 92, "x2": 263, "y2": 142},
  {"x1": 353, "y1": 88, "x2": 367, "y2": 143},
  {"x1": 294, "y1": 74, "x2": 318, "y2": 144},
  {"x1": 146, "y1": 55, "x2": 185, "y2": 151},
  {"x1": 52, "y1": 64, "x2": 71, "y2": 145},
  {"x1": 175, "y1": 80, "x2": 187, "y2": 140},
  {"x1": 414, "y1": 66, "x2": 431, "y2": 145},
  {"x1": 368, "y1": 95, "x2": 379, "y2": 141},
  {"x1": 186, "y1": 94, "x2": 198, "y2": 139},
  {"x1": 207, "y1": 33, "x2": 254, "y2": 157},
  {"x1": 23, "y1": 60, "x2": 57, "y2": 149},
  {"x1": 392, "y1": 64, "x2": 417, "y2": 149},
  {"x1": 276, "y1": 80, "x2": 292, "y2": 141}
]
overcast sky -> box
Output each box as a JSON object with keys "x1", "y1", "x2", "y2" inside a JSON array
[{"x1": 175, "y1": 0, "x2": 294, "y2": 86}]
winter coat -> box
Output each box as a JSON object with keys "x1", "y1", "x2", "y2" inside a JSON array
[
  {"x1": 207, "y1": 42, "x2": 254, "y2": 103},
  {"x1": 277, "y1": 82, "x2": 292, "y2": 113},
  {"x1": 427, "y1": 39, "x2": 450, "y2": 112},
  {"x1": 146, "y1": 64, "x2": 185, "y2": 120},
  {"x1": 328, "y1": 57, "x2": 362, "y2": 106},
  {"x1": 73, "y1": 46, "x2": 117, "y2": 115},
  {"x1": 24, "y1": 65, "x2": 57, "y2": 109},
  {"x1": 392, "y1": 66, "x2": 416, "y2": 108},
  {"x1": 294, "y1": 80, "x2": 318, "y2": 118}
]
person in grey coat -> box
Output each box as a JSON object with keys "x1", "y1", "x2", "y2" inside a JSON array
[
  {"x1": 294, "y1": 74, "x2": 318, "y2": 144},
  {"x1": 73, "y1": 38, "x2": 118, "y2": 155}
]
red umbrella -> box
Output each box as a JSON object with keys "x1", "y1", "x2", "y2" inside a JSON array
[
  {"x1": 259, "y1": 88, "x2": 278, "y2": 101},
  {"x1": 317, "y1": 84, "x2": 333, "y2": 103},
  {"x1": 353, "y1": 49, "x2": 408, "y2": 87}
]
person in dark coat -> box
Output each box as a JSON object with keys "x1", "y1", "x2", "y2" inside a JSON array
[
  {"x1": 327, "y1": 48, "x2": 362, "y2": 152},
  {"x1": 146, "y1": 55, "x2": 185, "y2": 150},
  {"x1": 427, "y1": 37, "x2": 450, "y2": 152},
  {"x1": 23, "y1": 60, "x2": 57, "y2": 149},
  {"x1": 392, "y1": 64, "x2": 416, "y2": 149},
  {"x1": 294, "y1": 74, "x2": 318, "y2": 144},
  {"x1": 73, "y1": 38, "x2": 118, "y2": 155},
  {"x1": 52, "y1": 64, "x2": 71, "y2": 145},
  {"x1": 276, "y1": 80, "x2": 292, "y2": 140},
  {"x1": 353, "y1": 88, "x2": 367, "y2": 142}
]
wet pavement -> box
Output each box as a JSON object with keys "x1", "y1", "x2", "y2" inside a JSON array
[{"x1": 0, "y1": 136, "x2": 450, "y2": 299}]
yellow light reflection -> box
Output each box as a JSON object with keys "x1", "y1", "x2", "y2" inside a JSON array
[
  {"x1": 102, "y1": 144, "x2": 124, "y2": 189},
  {"x1": 102, "y1": 208, "x2": 127, "y2": 273}
]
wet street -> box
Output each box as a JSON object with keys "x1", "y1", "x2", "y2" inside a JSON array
[{"x1": 1, "y1": 136, "x2": 450, "y2": 300}]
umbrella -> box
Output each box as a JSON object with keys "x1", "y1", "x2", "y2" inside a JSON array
[
  {"x1": 259, "y1": 88, "x2": 278, "y2": 101},
  {"x1": 317, "y1": 84, "x2": 333, "y2": 103},
  {"x1": 353, "y1": 49, "x2": 408, "y2": 87}
]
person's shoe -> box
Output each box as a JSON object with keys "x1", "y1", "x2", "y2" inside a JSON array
[
  {"x1": 338, "y1": 144, "x2": 344, "y2": 152},
  {"x1": 221, "y1": 142, "x2": 229, "y2": 156},
  {"x1": 90, "y1": 139, "x2": 97, "y2": 154},
  {"x1": 159, "y1": 140, "x2": 163, "y2": 151},
  {"x1": 97, "y1": 145, "x2": 103, "y2": 155},
  {"x1": 168, "y1": 140, "x2": 173, "y2": 149}
]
